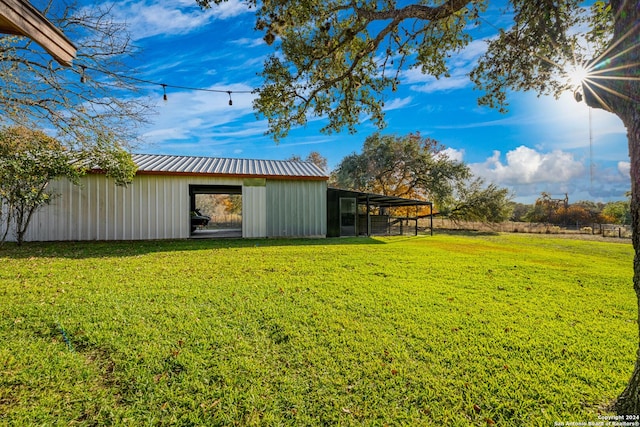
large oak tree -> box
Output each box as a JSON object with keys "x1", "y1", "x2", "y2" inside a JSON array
[
  {"x1": 331, "y1": 132, "x2": 512, "y2": 221},
  {"x1": 198, "y1": 0, "x2": 640, "y2": 413}
]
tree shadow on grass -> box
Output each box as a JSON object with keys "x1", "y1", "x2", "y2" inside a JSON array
[{"x1": 0, "y1": 235, "x2": 393, "y2": 259}]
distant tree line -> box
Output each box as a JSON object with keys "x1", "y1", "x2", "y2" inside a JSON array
[
  {"x1": 510, "y1": 192, "x2": 631, "y2": 226},
  {"x1": 291, "y1": 134, "x2": 630, "y2": 227},
  {"x1": 195, "y1": 194, "x2": 242, "y2": 218}
]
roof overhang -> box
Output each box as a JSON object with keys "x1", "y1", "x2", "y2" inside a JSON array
[
  {"x1": 328, "y1": 188, "x2": 432, "y2": 208},
  {"x1": 86, "y1": 168, "x2": 329, "y2": 182},
  {"x1": 0, "y1": 0, "x2": 76, "y2": 66},
  {"x1": 133, "y1": 170, "x2": 328, "y2": 181}
]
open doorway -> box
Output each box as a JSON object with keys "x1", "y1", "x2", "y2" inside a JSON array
[{"x1": 189, "y1": 185, "x2": 242, "y2": 238}]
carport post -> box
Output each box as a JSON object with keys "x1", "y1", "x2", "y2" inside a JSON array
[
  {"x1": 366, "y1": 194, "x2": 371, "y2": 237},
  {"x1": 429, "y1": 202, "x2": 433, "y2": 236}
]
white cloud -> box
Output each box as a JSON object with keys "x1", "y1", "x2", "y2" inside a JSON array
[
  {"x1": 382, "y1": 96, "x2": 413, "y2": 111},
  {"x1": 231, "y1": 37, "x2": 265, "y2": 48},
  {"x1": 433, "y1": 115, "x2": 535, "y2": 130},
  {"x1": 142, "y1": 127, "x2": 191, "y2": 141},
  {"x1": 204, "y1": 0, "x2": 251, "y2": 19},
  {"x1": 409, "y1": 74, "x2": 471, "y2": 93},
  {"x1": 440, "y1": 147, "x2": 465, "y2": 162},
  {"x1": 467, "y1": 145, "x2": 630, "y2": 202},
  {"x1": 471, "y1": 146, "x2": 585, "y2": 185},
  {"x1": 139, "y1": 82, "x2": 260, "y2": 148},
  {"x1": 104, "y1": 0, "x2": 252, "y2": 40},
  {"x1": 456, "y1": 39, "x2": 490, "y2": 62},
  {"x1": 404, "y1": 38, "x2": 489, "y2": 93},
  {"x1": 618, "y1": 161, "x2": 630, "y2": 177},
  {"x1": 594, "y1": 163, "x2": 631, "y2": 184}
]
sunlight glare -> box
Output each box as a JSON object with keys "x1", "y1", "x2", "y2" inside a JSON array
[{"x1": 568, "y1": 63, "x2": 590, "y2": 88}]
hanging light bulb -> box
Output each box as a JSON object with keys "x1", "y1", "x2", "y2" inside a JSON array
[
  {"x1": 162, "y1": 84, "x2": 168, "y2": 101},
  {"x1": 227, "y1": 91, "x2": 233, "y2": 106}
]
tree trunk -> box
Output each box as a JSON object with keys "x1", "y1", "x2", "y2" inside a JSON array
[
  {"x1": 614, "y1": 114, "x2": 640, "y2": 414},
  {"x1": 580, "y1": 0, "x2": 640, "y2": 414}
]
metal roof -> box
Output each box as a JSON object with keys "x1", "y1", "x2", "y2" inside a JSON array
[
  {"x1": 131, "y1": 154, "x2": 328, "y2": 180},
  {"x1": 328, "y1": 188, "x2": 432, "y2": 207}
]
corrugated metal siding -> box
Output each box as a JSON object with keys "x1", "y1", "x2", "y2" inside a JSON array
[
  {"x1": 24, "y1": 174, "x2": 246, "y2": 241},
  {"x1": 242, "y1": 186, "x2": 267, "y2": 238},
  {"x1": 266, "y1": 180, "x2": 327, "y2": 237},
  {"x1": 18, "y1": 172, "x2": 327, "y2": 242}
]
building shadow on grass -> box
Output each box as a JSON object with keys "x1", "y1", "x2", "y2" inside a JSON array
[
  {"x1": 0, "y1": 235, "x2": 398, "y2": 259},
  {"x1": 434, "y1": 229, "x2": 500, "y2": 237}
]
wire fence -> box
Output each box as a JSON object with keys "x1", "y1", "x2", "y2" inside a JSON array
[{"x1": 421, "y1": 218, "x2": 631, "y2": 239}]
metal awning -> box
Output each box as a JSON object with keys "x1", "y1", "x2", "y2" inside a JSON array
[
  {"x1": 328, "y1": 188, "x2": 432, "y2": 208},
  {"x1": 328, "y1": 188, "x2": 433, "y2": 236}
]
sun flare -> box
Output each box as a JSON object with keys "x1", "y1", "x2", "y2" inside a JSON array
[{"x1": 567, "y1": 63, "x2": 590, "y2": 88}]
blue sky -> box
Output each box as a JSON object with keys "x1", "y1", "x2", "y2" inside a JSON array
[{"x1": 88, "y1": 0, "x2": 629, "y2": 204}]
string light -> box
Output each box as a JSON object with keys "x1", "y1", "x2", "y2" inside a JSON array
[{"x1": 75, "y1": 64, "x2": 252, "y2": 107}]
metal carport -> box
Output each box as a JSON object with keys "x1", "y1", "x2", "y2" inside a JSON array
[{"x1": 327, "y1": 188, "x2": 433, "y2": 237}]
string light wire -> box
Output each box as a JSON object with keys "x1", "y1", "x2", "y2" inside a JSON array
[{"x1": 75, "y1": 64, "x2": 253, "y2": 104}]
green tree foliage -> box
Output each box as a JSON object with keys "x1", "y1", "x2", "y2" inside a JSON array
[
  {"x1": 331, "y1": 132, "x2": 512, "y2": 222},
  {"x1": 0, "y1": 127, "x2": 81, "y2": 245},
  {"x1": 602, "y1": 199, "x2": 631, "y2": 225},
  {"x1": 286, "y1": 151, "x2": 328, "y2": 172},
  {"x1": 572, "y1": 200, "x2": 606, "y2": 222},
  {"x1": 1, "y1": 1, "x2": 151, "y2": 162},
  {"x1": 195, "y1": 194, "x2": 242, "y2": 218},
  {"x1": 331, "y1": 133, "x2": 466, "y2": 201},
  {"x1": 446, "y1": 179, "x2": 513, "y2": 223},
  {"x1": 509, "y1": 202, "x2": 531, "y2": 222},
  {"x1": 196, "y1": 0, "x2": 616, "y2": 139},
  {"x1": 524, "y1": 192, "x2": 568, "y2": 223},
  {"x1": 200, "y1": 0, "x2": 491, "y2": 139},
  {"x1": 556, "y1": 205, "x2": 598, "y2": 225},
  {"x1": 523, "y1": 193, "x2": 628, "y2": 226},
  {"x1": 222, "y1": 195, "x2": 242, "y2": 215},
  {"x1": 88, "y1": 139, "x2": 138, "y2": 187},
  {"x1": 0, "y1": 126, "x2": 136, "y2": 245}
]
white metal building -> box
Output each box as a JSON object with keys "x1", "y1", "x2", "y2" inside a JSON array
[{"x1": 22, "y1": 154, "x2": 328, "y2": 241}]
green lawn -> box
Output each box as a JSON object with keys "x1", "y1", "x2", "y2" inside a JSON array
[{"x1": 0, "y1": 233, "x2": 635, "y2": 426}]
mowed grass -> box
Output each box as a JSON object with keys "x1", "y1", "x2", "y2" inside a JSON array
[{"x1": 0, "y1": 233, "x2": 635, "y2": 426}]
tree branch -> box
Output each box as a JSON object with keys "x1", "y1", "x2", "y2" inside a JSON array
[{"x1": 356, "y1": 0, "x2": 471, "y2": 22}]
